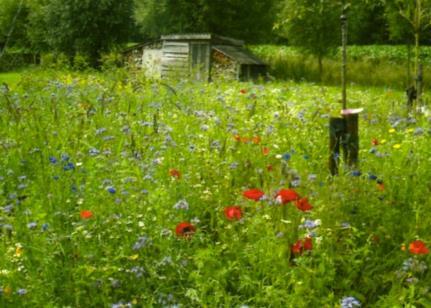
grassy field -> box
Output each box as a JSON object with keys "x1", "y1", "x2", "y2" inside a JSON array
[
  {"x1": 251, "y1": 45, "x2": 431, "y2": 90},
  {"x1": 0, "y1": 69, "x2": 430, "y2": 307},
  {"x1": 0, "y1": 71, "x2": 24, "y2": 88}
]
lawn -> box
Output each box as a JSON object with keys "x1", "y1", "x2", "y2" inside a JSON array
[
  {"x1": 0, "y1": 69, "x2": 430, "y2": 307},
  {"x1": 0, "y1": 71, "x2": 24, "y2": 89}
]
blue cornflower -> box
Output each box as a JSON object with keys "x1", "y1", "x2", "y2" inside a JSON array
[
  {"x1": 173, "y1": 199, "x2": 189, "y2": 210},
  {"x1": 27, "y1": 222, "x2": 37, "y2": 230},
  {"x1": 414, "y1": 127, "x2": 424, "y2": 136},
  {"x1": 3, "y1": 224, "x2": 13, "y2": 231},
  {"x1": 17, "y1": 184, "x2": 27, "y2": 190},
  {"x1": 89, "y1": 148, "x2": 100, "y2": 156},
  {"x1": 8, "y1": 193, "x2": 17, "y2": 200},
  {"x1": 132, "y1": 236, "x2": 151, "y2": 251},
  {"x1": 282, "y1": 153, "x2": 291, "y2": 161},
  {"x1": 17, "y1": 289, "x2": 27, "y2": 296},
  {"x1": 340, "y1": 296, "x2": 361, "y2": 307},
  {"x1": 302, "y1": 219, "x2": 318, "y2": 229},
  {"x1": 63, "y1": 162, "x2": 75, "y2": 171},
  {"x1": 106, "y1": 186, "x2": 116, "y2": 194},
  {"x1": 18, "y1": 175, "x2": 27, "y2": 181},
  {"x1": 112, "y1": 301, "x2": 132, "y2": 308},
  {"x1": 308, "y1": 174, "x2": 317, "y2": 181},
  {"x1": 351, "y1": 170, "x2": 361, "y2": 177},
  {"x1": 130, "y1": 266, "x2": 145, "y2": 278},
  {"x1": 61, "y1": 153, "x2": 70, "y2": 162},
  {"x1": 341, "y1": 222, "x2": 351, "y2": 229},
  {"x1": 41, "y1": 223, "x2": 49, "y2": 231},
  {"x1": 368, "y1": 173, "x2": 378, "y2": 180},
  {"x1": 95, "y1": 127, "x2": 107, "y2": 135},
  {"x1": 3, "y1": 204, "x2": 14, "y2": 214},
  {"x1": 291, "y1": 179, "x2": 301, "y2": 187}
]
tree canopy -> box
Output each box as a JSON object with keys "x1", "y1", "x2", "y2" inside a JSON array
[{"x1": 1, "y1": 0, "x2": 431, "y2": 67}]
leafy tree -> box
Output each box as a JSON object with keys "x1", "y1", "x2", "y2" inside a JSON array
[
  {"x1": 276, "y1": 0, "x2": 342, "y2": 79},
  {"x1": 134, "y1": 0, "x2": 209, "y2": 40},
  {"x1": 134, "y1": 0, "x2": 279, "y2": 43},
  {"x1": 384, "y1": 0, "x2": 431, "y2": 104},
  {"x1": 28, "y1": 0, "x2": 134, "y2": 66},
  {"x1": 0, "y1": 0, "x2": 29, "y2": 52},
  {"x1": 348, "y1": 1, "x2": 388, "y2": 44},
  {"x1": 206, "y1": 0, "x2": 279, "y2": 43}
]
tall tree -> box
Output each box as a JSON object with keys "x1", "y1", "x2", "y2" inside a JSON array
[
  {"x1": 134, "y1": 0, "x2": 209, "y2": 40},
  {"x1": 0, "y1": 0, "x2": 29, "y2": 52},
  {"x1": 385, "y1": 0, "x2": 431, "y2": 105},
  {"x1": 276, "y1": 0, "x2": 342, "y2": 79},
  {"x1": 28, "y1": 0, "x2": 134, "y2": 65},
  {"x1": 134, "y1": 0, "x2": 279, "y2": 43}
]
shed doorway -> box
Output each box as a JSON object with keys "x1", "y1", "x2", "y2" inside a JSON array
[{"x1": 190, "y1": 42, "x2": 210, "y2": 81}]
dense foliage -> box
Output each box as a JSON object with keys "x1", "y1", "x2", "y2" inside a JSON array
[
  {"x1": 0, "y1": 70, "x2": 430, "y2": 306},
  {"x1": 27, "y1": 0, "x2": 134, "y2": 65},
  {"x1": 134, "y1": 0, "x2": 278, "y2": 43},
  {"x1": 1, "y1": 0, "x2": 431, "y2": 66}
]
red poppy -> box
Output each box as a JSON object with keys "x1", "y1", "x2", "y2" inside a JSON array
[
  {"x1": 233, "y1": 135, "x2": 241, "y2": 142},
  {"x1": 243, "y1": 189, "x2": 265, "y2": 201},
  {"x1": 372, "y1": 138, "x2": 379, "y2": 146},
  {"x1": 291, "y1": 240, "x2": 303, "y2": 255},
  {"x1": 275, "y1": 189, "x2": 300, "y2": 204},
  {"x1": 169, "y1": 168, "x2": 181, "y2": 179},
  {"x1": 175, "y1": 222, "x2": 196, "y2": 237},
  {"x1": 241, "y1": 137, "x2": 250, "y2": 143},
  {"x1": 291, "y1": 237, "x2": 313, "y2": 255},
  {"x1": 377, "y1": 183, "x2": 385, "y2": 191},
  {"x1": 303, "y1": 237, "x2": 313, "y2": 251},
  {"x1": 224, "y1": 206, "x2": 243, "y2": 220},
  {"x1": 294, "y1": 197, "x2": 313, "y2": 212},
  {"x1": 267, "y1": 164, "x2": 273, "y2": 172},
  {"x1": 252, "y1": 136, "x2": 261, "y2": 144},
  {"x1": 262, "y1": 147, "x2": 270, "y2": 156},
  {"x1": 80, "y1": 210, "x2": 93, "y2": 219},
  {"x1": 240, "y1": 89, "x2": 247, "y2": 94},
  {"x1": 409, "y1": 240, "x2": 429, "y2": 255}
]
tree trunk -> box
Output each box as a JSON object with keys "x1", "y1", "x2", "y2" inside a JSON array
[
  {"x1": 407, "y1": 43, "x2": 412, "y2": 87},
  {"x1": 318, "y1": 55, "x2": 323, "y2": 82}
]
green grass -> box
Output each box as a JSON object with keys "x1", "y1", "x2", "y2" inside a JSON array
[
  {"x1": 0, "y1": 69, "x2": 430, "y2": 307},
  {"x1": 251, "y1": 45, "x2": 431, "y2": 90},
  {"x1": 0, "y1": 71, "x2": 23, "y2": 88}
]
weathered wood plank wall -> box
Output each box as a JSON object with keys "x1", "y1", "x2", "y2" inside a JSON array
[{"x1": 161, "y1": 41, "x2": 189, "y2": 78}]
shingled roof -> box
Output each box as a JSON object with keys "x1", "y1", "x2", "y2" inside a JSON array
[{"x1": 213, "y1": 45, "x2": 265, "y2": 65}]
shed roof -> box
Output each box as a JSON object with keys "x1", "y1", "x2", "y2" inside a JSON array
[
  {"x1": 213, "y1": 45, "x2": 266, "y2": 65},
  {"x1": 161, "y1": 33, "x2": 244, "y2": 47}
]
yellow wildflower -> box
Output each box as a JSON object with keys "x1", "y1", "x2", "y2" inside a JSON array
[
  {"x1": 15, "y1": 244, "x2": 23, "y2": 257},
  {"x1": 128, "y1": 254, "x2": 139, "y2": 261},
  {"x1": 3, "y1": 286, "x2": 12, "y2": 296}
]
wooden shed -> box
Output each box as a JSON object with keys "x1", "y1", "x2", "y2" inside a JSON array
[{"x1": 125, "y1": 33, "x2": 267, "y2": 81}]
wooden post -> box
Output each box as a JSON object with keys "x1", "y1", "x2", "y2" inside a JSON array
[
  {"x1": 343, "y1": 113, "x2": 359, "y2": 168},
  {"x1": 417, "y1": 63, "x2": 423, "y2": 107},
  {"x1": 329, "y1": 10, "x2": 361, "y2": 175},
  {"x1": 329, "y1": 117, "x2": 345, "y2": 176},
  {"x1": 341, "y1": 12, "x2": 348, "y2": 110}
]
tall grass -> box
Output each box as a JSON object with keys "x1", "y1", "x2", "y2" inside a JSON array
[{"x1": 252, "y1": 45, "x2": 431, "y2": 90}]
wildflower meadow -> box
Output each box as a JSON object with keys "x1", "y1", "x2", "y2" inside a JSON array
[{"x1": 0, "y1": 70, "x2": 430, "y2": 307}]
